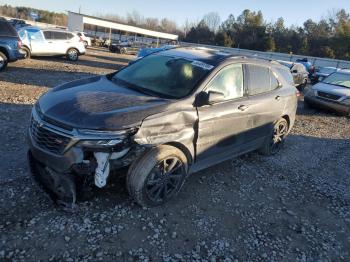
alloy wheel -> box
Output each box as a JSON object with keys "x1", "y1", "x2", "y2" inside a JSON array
[
  {"x1": 270, "y1": 120, "x2": 288, "y2": 154},
  {"x1": 68, "y1": 50, "x2": 78, "y2": 60},
  {"x1": 145, "y1": 157, "x2": 185, "y2": 203}
]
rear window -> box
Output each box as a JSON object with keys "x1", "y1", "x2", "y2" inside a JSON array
[
  {"x1": 0, "y1": 21, "x2": 18, "y2": 37},
  {"x1": 277, "y1": 67, "x2": 294, "y2": 85}
]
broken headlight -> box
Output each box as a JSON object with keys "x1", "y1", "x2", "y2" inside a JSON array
[{"x1": 76, "y1": 128, "x2": 136, "y2": 149}]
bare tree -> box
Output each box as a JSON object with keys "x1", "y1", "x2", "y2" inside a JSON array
[{"x1": 202, "y1": 12, "x2": 221, "y2": 32}]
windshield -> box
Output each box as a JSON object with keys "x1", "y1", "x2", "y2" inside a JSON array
[
  {"x1": 112, "y1": 55, "x2": 212, "y2": 98},
  {"x1": 322, "y1": 72, "x2": 350, "y2": 88}
]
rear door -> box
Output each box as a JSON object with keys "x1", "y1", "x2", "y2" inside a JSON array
[
  {"x1": 243, "y1": 64, "x2": 286, "y2": 144},
  {"x1": 49, "y1": 31, "x2": 71, "y2": 54}
]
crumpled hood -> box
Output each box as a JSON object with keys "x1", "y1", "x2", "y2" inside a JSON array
[
  {"x1": 313, "y1": 82, "x2": 350, "y2": 97},
  {"x1": 38, "y1": 75, "x2": 171, "y2": 130}
]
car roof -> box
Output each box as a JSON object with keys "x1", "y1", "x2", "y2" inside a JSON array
[
  {"x1": 159, "y1": 47, "x2": 233, "y2": 66},
  {"x1": 155, "y1": 47, "x2": 289, "y2": 69}
]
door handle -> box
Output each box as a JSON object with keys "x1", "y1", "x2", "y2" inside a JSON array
[
  {"x1": 275, "y1": 95, "x2": 281, "y2": 101},
  {"x1": 238, "y1": 105, "x2": 249, "y2": 111}
]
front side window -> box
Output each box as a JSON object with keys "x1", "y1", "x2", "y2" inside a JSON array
[
  {"x1": 247, "y1": 65, "x2": 271, "y2": 95},
  {"x1": 113, "y1": 55, "x2": 211, "y2": 98},
  {"x1": 206, "y1": 64, "x2": 244, "y2": 100}
]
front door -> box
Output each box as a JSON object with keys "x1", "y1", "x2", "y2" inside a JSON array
[{"x1": 196, "y1": 63, "x2": 251, "y2": 165}]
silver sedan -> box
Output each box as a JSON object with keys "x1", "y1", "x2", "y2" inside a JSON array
[{"x1": 304, "y1": 69, "x2": 350, "y2": 115}]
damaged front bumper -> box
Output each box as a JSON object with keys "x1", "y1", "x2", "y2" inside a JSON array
[{"x1": 27, "y1": 108, "x2": 145, "y2": 207}]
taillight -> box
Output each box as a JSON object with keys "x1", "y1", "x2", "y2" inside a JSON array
[
  {"x1": 17, "y1": 39, "x2": 22, "y2": 49},
  {"x1": 79, "y1": 36, "x2": 84, "y2": 42},
  {"x1": 296, "y1": 90, "x2": 301, "y2": 97}
]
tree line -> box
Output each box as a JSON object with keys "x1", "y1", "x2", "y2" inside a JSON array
[
  {"x1": 183, "y1": 9, "x2": 350, "y2": 60},
  {"x1": 1, "y1": 4, "x2": 350, "y2": 60}
]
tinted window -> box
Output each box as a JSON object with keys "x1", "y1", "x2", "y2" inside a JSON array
[
  {"x1": 206, "y1": 64, "x2": 244, "y2": 100},
  {"x1": 43, "y1": 31, "x2": 52, "y2": 39},
  {"x1": 0, "y1": 21, "x2": 17, "y2": 37},
  {"x1": 51, "y1": 31, "x2": 67, "y2": 40},
  {"x1": 77, "y1": 33, "x2": 82, "y2": 36},
  {"x1": 247, "y1": 65, "x2": 271, "y2": 95}
]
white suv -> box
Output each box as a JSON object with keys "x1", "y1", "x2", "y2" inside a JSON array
[{"x1": 18, "y1": 27, "x2": 86, "y2": 61}]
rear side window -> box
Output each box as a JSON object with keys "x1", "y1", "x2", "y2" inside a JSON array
[
  {"x1": 247, "y1": 65, "x2": 271, "y2": 95},
  {"x1": 51, "y1": 31, "x2": 68, "y2": 40},
  {"x1": 277, "y1": 67, "x2": 294, "y2": 85}
]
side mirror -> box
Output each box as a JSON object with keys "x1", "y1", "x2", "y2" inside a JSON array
[
  {"x1": 194, "y1": 91, "x2": 225, "y2": 107},
  {"x1": 208, "y1": 91, "x2": 225, "y2": 104},
  {"x1": 30, "y1": 35, "x2": 36, "y2": 40}
]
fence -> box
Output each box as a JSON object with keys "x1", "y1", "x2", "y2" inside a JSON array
[{"x1": 180, "y1": 42, "x2": 350, "y2": 69}]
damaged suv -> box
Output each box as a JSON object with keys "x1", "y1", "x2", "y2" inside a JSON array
[{"x1": 28, "y1": 47, "x2": 298, "y2": 208}]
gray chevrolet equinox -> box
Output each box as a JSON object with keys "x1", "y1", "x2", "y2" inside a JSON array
[{"x1": 28, "y1": 47, "x2": 298, "y2": 208}]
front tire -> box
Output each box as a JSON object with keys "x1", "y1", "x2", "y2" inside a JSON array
[
  {"x1": 66, "y1": 48, "x2": 79, "y2": 61},
  {"x1": 0, "y1": 51, "x2": 8, "y2": 71},
  {"x1": 259, "y1": 118, "x2": 289, "y2": 156},
  {"x1": 127, "y1": 145, "x2": 188, "y2": 207}
]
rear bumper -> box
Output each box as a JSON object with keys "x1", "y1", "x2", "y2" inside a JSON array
[{"x1": 304, "y1": 94, "x2": 350, "y2": 115}]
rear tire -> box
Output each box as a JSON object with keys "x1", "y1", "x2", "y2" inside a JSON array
[
  {"x1": 0, "y1": 51, "x2": 8, "y2": 71},
  {"x1": 21, "y1": 47, "x2": 31, "y2": 59},
  {"x1": 259, "y1": 118, "x2": 289, "y2": 156},
  {"x1": 66, "y1": 48, "x2": 79, "y2": 61},
  {"x1": 127, "y1": 145, "x2": 188, "y2": 207}
]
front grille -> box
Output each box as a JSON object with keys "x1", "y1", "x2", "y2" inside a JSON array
[
  {"x1": 317, "y1": 91, "x2": 341, "y2": 101},
  {"x1": 30, "y1": 117, "x2": 71, "y2": 155}
]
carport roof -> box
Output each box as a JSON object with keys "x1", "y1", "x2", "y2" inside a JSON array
[{"x1": 68, "y1": 11, "x2": 178, "y2": 40}]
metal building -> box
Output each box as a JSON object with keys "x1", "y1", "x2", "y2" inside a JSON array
[{"x1": 67, "y1": 11, "x2": 178, "y2": 45}]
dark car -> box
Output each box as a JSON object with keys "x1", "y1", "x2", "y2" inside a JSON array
[
  {"x1": 0, "y1": 20, "x2": 24, "y2": 71},
  {"x1": 110, "y1": 41, "x2": 149, "y2": 55},
  {"x1": 27, "y1": 47, "x2": 298, "y2": 208}
]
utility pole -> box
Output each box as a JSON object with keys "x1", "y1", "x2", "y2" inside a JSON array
[{"x1": 79, "y1": 5, "x2": 81, "y2": 14}]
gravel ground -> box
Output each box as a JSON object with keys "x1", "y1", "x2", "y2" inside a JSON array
[{"x1": 0, "y1": 48, "x2": 349, "y2": 261}]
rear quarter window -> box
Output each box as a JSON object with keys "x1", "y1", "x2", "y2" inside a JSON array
[{"x1": 0, "y1": 21, "x2": 18, "y2": 37}]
